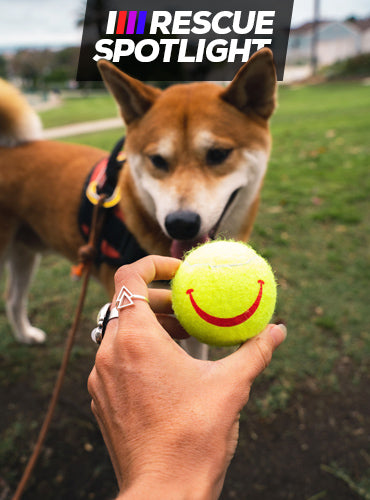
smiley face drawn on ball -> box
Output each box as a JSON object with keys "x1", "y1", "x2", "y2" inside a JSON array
[{"x1": 186, "y1": 279, "x2": 265, "y2": 327}]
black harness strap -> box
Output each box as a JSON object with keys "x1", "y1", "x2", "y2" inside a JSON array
[
  {"x1": 78, "y1": 137, "x2": 148, "y2": 268},
  {"x1": 98, "y1": 137, "x2": 126, "y2": 198}
]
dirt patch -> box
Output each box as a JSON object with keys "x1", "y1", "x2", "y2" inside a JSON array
[
  {"x1": 1, "y1": 354, "x2": 368, "y2": 500},
  {"x1": 222, "y1": 365, "x2": 369, "y2": 499}
]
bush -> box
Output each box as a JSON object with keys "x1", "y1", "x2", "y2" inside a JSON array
[{"x1": 322, "y1": 53, "x2": 370, "y2": 79}]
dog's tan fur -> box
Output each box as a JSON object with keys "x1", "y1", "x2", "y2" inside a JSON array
[
  {"x1": 0, "y1": 48, "x2": 276, "y2": 349},
  {"x1": 0, "y1": 79, "x2": 43, "y2": 147}
]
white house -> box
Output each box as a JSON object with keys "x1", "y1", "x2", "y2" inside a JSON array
[
  {"x1": 287, "y1": 18, "x2": 370, "y2": 67},
  {"x1": 356, "y1": 18, "x2": 370, "y2": 53}
]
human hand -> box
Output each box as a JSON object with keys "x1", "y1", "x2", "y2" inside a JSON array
[{"x1": 88, "y1": 256, "x2": 286, "y2": 500}]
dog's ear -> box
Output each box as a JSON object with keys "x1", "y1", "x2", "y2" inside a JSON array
[
  {"x1": 220, "y1": 48, "x2": 277, "y2": 120},
  {"x1": 98, "y1": 60, "x2": 161, "y2": 125}
]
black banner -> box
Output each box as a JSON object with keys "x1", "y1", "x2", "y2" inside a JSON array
[{"x1": 77, "y1": 0, "x2": 294, "y2": 82}]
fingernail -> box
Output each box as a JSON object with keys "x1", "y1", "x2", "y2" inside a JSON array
[
  {"x1": 269, "y1": 324, "x2": 287, "y2": 346},
  {"x1": 277, "y1": 324, "x2": 287, "y2": 337}
]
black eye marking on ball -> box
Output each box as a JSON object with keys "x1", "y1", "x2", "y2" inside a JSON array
[{"x1": 186, "y1": 280, "x2": 264, "y2": 327}]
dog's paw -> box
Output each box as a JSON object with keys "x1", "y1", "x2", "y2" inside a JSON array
[{"x1": 15, "y1": 326, "x2": 47, "y2": 345}]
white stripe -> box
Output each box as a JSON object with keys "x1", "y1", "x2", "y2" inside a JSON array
[{"x1": 106, "y1": 11, "x2": 117, "y2": 35}]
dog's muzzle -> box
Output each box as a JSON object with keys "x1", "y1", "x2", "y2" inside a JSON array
[{"x1": 168, "y1": 189, "x2": 241, "y2": 259}]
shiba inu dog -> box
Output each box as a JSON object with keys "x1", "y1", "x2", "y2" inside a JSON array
[{"x1": 0, "y1": 48, "x2": 276, "y2": 358}]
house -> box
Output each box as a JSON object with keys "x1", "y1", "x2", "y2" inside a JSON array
[
  {"x1": 287, "y1": 17, "x2": 370, "y2": 67},
  {"x1": 355, "y1": 17, "x2": 370, "y2": 53}
]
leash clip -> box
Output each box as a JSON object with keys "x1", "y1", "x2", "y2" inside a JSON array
[{"x1": 86, "y1": 180, "x2": 121, "y2": 208}]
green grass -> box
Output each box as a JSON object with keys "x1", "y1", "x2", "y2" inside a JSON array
[
  {"x1": 0, "y1": 255, "x2": 103, "y2": 390},
  {"x1": 250, "y1": 82, "x2": 370, "y2": 411},
  {"x1": 62, "y1": 127, "x2": 124, "y2": 150},
  {"x1": 1, "y1": 81, "x2": 369, "y2": 417},
  {"x1": 39, "y1": 93, "x2": 118, "y2": 129}
]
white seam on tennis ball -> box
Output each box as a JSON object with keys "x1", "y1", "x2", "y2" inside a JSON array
[{"x1": 182, "y1": 255, "x2": 260, "y2": 269}]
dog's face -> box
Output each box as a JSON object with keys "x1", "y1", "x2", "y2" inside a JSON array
[{"x1": 98, "y1": 49, "x2": 276, "y2": 257}]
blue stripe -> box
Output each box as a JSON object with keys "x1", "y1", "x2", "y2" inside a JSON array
[{"x1": 136, "y1": 11, "x2": 147, "y2": 34}]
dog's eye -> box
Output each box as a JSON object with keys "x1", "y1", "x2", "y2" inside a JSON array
[
  {"x1": 149, "y1": 154, "x2": 169, "y2": 171},
  {"x1": 206, "y1": 148, "x2": 232, "y2": 166}
]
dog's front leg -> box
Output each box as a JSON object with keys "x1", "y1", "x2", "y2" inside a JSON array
[
  {"x1": 98, "y1": 263, "x2": 117, "y2": 297},
  {"x1": 6, "y1": 241, "x2": 46, "y2": 344}
]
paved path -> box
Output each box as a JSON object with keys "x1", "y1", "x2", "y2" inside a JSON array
[{"x1": 43, "y1": 117, "x2": 124, "y2": 139}]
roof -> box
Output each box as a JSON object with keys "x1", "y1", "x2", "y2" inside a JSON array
[
  {"x1": 291, "y1": 20, "x2": 330, "y2": 35},
  {"x1": 350, "y1": 17, "x2": 370, "y2": 32},
  {"x1": 291, "y1": 17, "x2": 370, "y2": 35}
]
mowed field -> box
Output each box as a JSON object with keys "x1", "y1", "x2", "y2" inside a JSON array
[{"x1": 0, "y1": 81, "x2": 369, "y2": 499}]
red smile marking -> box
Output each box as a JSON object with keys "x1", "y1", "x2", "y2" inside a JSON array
[{"x1": 186, "y1": 280, "x2": 264, "y2": 327}]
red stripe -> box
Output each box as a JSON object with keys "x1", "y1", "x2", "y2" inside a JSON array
[
  {"x1": 91, "y1": 158, "x2": 108, "y2": 184},
  {"x1": 186, "y1": 280, "x2": 265, "y2": 327},
  {"x1": 114, "y1": 205, "x2": 125, "y2": 222},
  {"x1": 101, "y1": 240, "x2": 121, "y2": 260},
  {"x1": 116, "y1": 11, "x2": 127, "y2": 34}
]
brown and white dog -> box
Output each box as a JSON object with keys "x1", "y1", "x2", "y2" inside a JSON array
[{"x1": 0, "y1": 48, "x2": 276, "y2": 358}]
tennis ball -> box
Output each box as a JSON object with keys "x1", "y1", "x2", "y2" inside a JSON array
[{"x1": 171, "y1": 240, "x2": 277, "y2": 347}]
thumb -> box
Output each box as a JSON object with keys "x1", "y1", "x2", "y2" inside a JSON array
[{"x1": 222, "y1": 324, "x2": 287, "y2": 388}]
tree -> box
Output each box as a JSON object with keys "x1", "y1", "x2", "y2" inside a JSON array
[
  {"x1": 10, "y1": 50, "x2": 54, "y2": 88},
  {"x1": 47, "y1": 47, "x2": 80, "y2": 83},
  {"x1": 77, "y1": 0, "x2": 109, "y2": 37}
]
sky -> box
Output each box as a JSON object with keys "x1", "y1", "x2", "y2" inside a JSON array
[{"x1": 0, "y1": 0, "x2": 369, "y2": 51}]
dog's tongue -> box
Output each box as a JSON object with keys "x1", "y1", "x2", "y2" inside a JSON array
[{"x1": 170, "y1": 236, "x2": 209, "y2": 259}]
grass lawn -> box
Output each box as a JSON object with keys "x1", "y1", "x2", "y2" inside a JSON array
[
  {"x1": 61, "y1": 127, "x2": 124, "y2": 151},
  {"x1": 39, "y1": 93, "x2": 118, "y2": 129},
  {"x1": 2, "y1": 81, "x2": 369, "y2": 406},
  {"x1": 1, "y1": 81, "x2": 369, "y2": 499},
  {"x1": 251, "y1": 82, "x2": 370, "y2": 412},
  {"x1": 56, "y1": 81, "x2": 369, "y2": 410}
]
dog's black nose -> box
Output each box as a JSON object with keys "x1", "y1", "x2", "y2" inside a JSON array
[{"x1": 165, "y1": 211, "x2": 201, "y2": 240}]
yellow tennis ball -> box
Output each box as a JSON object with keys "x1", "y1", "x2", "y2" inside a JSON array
[{"x1": 171, "y1": 240, "x2": 277, "y2": 347}]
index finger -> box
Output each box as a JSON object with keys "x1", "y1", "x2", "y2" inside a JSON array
[
  {"x1": 106, "y1": 256, "x2": 182, "y2": 345},
  {"x1": 114, "y1": 255, "x2": 181, "y2": 299}
]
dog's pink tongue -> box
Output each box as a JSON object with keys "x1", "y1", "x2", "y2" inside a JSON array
[{"x1": 170, "y1": 236, "x2": 209, "y2": 259}]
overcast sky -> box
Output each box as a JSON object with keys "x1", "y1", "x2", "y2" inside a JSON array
[{"x1": 0, "y1": 0, "x2": 369, "y2": 50}]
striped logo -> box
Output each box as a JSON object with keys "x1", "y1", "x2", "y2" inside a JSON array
[{"x1": 106, "y1": 11, "x2": 147, "y2": 35}]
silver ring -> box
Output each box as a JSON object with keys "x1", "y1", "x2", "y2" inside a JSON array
[
  {"x1": 91, "y1": 302, "x2": 118, "y2": 344},
  {"x1": 116, "y1": 285, "x2": 148, "y2": 310}
]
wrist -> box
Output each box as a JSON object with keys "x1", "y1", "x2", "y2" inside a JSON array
[{"x1": 116, "y1": 472, "x2": 221, "y2": 500}]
